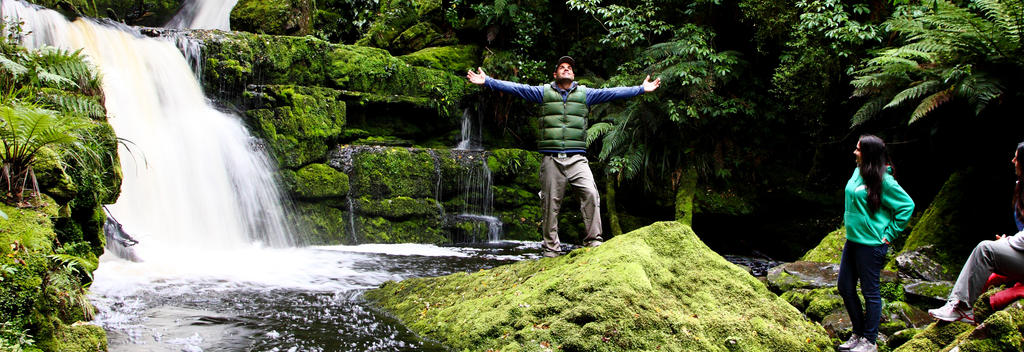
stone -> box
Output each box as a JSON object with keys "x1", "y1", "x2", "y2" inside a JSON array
[
  {"x1": 903, "y1": 280, "x2": 953, "y2": 304},
  {"x1": 800, "y1": 227, "x2": 845, "y2": 264},
  {"x1": 821, "y1": 310, "x2": 853, "y2": 338},
  {"x1": 231, "y1": 0, "x2": 313, "y2": 36},
  {"x1": 767, "y1": 261, "x2": 839, "y2": 291},
  {"x1": 895, "y1": 245, "x2": 955, "y2": 281},
  {"x1": 366, "y1": 222, "x2": 833, "y2": 351}
]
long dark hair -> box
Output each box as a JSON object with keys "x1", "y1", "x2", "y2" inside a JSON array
[
  {"x1": 858, "y1": 135, "x2": 888, "y2": 212},
  {"x1": 1013, "y1": 142, "x2": 1024, "y2": 222}
]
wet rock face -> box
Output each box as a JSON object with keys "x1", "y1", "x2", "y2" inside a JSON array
[
  {"x1": 366, "y1": 222, "x2": 834, "y2": 351},
  {"x1": 895, "y1": 245, "x2": 955, "y2": 281},
  {"x1": 767, "y1": 260, "x2": 899, "y2": 292}
]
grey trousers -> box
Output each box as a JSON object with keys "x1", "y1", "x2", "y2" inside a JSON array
[
  {"x1": 951, "y1": 238, "x2": 1024, "y2": 306},
  {"x1": 539, "y1": 155, "x2": 602, "y2": 252}
]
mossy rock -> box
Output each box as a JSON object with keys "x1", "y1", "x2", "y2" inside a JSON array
[
  {"x1": 893, "y1": 320, "x2": 974, "y2": 351},
  {"x1": 800, "y1": 227, "x2": 845, "y2": 264},
  {"x1": 350, "y1": 147, "x2": 438, "y2": 199},
  {"x1": 242, "y1": 85, "x2": 346, "y2": 168},
  {"x1": 399, "y1": 45, "x2": 480, "y2": 72},
  {"x1": 357, "y1": 196, "x2": 440, "y2": 219},
  {"x1": 293, "y1": 201, "x2": 351, "y2": 244},
  {"x1": 284, "y1": 163, "x2": 349, "y2": 199},
  {"x1": 52, "y1": 322, "x2": 107, "y2": 352},
  {"x1": 487, "y1": 148, "x2": 542, "y2": 189},
  {"x1": 356, "y1": 215, "x2": 444, "y2": 243},
  {"x1": 356, "y1": 0, "x2": 445, "y2": 52},
  {"x1": 806, "y1": 291, "x2": 844, "y2": 321},
  {"x1": 365, "y1": 222, "x2": 832, "y2": 351},
  {"x1": 231, "y1": 0, "x2": 313, "y2": 35},
  {"x1": 894, "y1": 169, "x2": 1003, "y2": 277}
]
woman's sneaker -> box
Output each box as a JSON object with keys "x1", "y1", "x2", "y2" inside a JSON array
[
  {"x1": 837, "y1": 334, "x2": 862, "y2": 351},
  {"x1": 928, "y1": 300, "x2": 976, "y2": 324}
]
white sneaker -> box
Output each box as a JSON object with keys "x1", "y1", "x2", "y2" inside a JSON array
[
  {"x1": 838, "y1": 334, "x2": 862, "y2": 351},
  {"x1": 928, "y1": 300, "x2": 976, "y2": 324},
  {"x1": 849, "y1": 339, "x2": 877, "y2": 352}
]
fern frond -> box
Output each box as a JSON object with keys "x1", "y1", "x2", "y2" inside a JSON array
[
  {"x1": 884, "y1": 80, "x2": 942, "y2": 109},
  {"x1": 909, "y1": 89, "x2": 954, "y2": 124},
  {"x1": 38, "y1": 92, "x2": 106, "y2": 119},
  {"x1": 586, "y1": 122, "x2": 613, "y2": 147},
  {"x1": 851, "y1": 96, "x2": 887, "y2": 126},
  {"x1": 0, "y1": 52, "x2": 27, "y2": 78}
]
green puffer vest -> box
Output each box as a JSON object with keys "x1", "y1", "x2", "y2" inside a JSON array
[{"x1": 537, "y1": 84, "x2": 588, "y2": 150}]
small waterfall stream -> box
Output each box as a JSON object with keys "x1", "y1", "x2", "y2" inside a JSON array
[{"x1": 453, "y1": 109, "x2": 502, "y2": 242}]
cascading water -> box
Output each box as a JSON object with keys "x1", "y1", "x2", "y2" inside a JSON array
[
  {"x1": 453, "y1": 109, "x2": 502, "y2": 242},
  {"x1": 2, "y1": 0, "x2": 296, "y2": 250},
  {"x1": 166, "y1": 0, "x2": 238, "y2": 30}
]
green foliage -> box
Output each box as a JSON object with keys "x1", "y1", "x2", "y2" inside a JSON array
[
  {"x1": 0, "y1": 104, "x2": 90, "y2": 204},
  {"x1": 851, "y1": 0, "x2": 1024, "y2": 125},
  {"x1": 567, "y1": 0, "x2": 674, "y2": 48}
]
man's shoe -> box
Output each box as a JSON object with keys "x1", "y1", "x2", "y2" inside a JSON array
[
  {"x1": 837, "y1": 334, "x2": 862, "y2": 351},
  {"x1": 542, "y1": 250, "x2": 560, "y2": 258},
  {"x1": 848, "y1": 339, "x2": 877, "y2": 352},
  {"x1": 584, "y1": 240, "x2": 603, "y2": 247},
  {"x1": 929, "y1": 300, "x2": 976, "y2": 324}
]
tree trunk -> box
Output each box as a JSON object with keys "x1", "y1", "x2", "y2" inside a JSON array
[
  {"x1": 674, "y1": 165, "x2": 698, "y2": 226},
  {"x1": 606, "y1": 173, "x2": 622, "y2": 237}
]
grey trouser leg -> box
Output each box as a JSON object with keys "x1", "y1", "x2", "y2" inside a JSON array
[
  {"x1": 540, "y1": 155, "x2": 602, "y2": 252},
  {"x1": 950, "y1": 239, "x2": 1024, "y2": 305}
]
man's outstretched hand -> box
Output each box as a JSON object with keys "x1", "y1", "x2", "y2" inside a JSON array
[
  {"x1": 642, "y1": 75, "x2": 661, "y2": 93},
  {"x1": 467, "y1": 67, "x2": 487, "y2": 85}
]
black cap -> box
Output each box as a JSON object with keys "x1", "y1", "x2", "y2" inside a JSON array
[{"x1": 557, "y1": 56, "x2": 575, "y2": 70}]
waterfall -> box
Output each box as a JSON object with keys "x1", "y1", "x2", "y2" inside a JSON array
[
  {"x1": 1, "y1": 0, "x2": 298, "y2": 253},
  {"x1": 166, "y1": 0, "x2": 238, "y2": 30},
  {"x1": 451, "y1": 108, "x2": 502, "y2": 242}
]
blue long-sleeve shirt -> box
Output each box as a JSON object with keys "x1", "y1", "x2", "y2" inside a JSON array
[
  {"x1": 483, "y1": 77, "x2": 645, "y2": 154},
  {"x1": 483, "y1": 77, "x2": 645, "y2": 106}
]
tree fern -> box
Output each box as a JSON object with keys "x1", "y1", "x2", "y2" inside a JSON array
[
  {"x1": 851, "y1": 0, "x2": 1023, "y2": 125},
  {"x1": 909, "y1": 89, "x2": 953, "y2": 124}
]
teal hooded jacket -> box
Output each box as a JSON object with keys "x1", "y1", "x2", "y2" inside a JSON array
[{"x1": 844, "y1": 168, "x2": 915, "y2": 246}]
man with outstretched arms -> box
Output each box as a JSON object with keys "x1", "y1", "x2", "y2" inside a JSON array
[{"x1": 466, "y1": 56, "x2": 661, "y2": 257}]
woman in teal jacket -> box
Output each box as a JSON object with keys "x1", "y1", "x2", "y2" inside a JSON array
[{"x1": 836, "y1": 135, "x2": 915, "y2": 352}]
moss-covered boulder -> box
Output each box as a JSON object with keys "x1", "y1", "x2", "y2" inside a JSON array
[
  {"x1": 195, "y1": 31, "x2": 470, "y2": 118},
  {"x1": 0, "y1": 198, "x2": 105, "y2": 351},
  {"x1": 349, "y1": 147, "x2": 437, "y2": 199},
  {"x1": 398, "y1": 45, "x2": 480, "y2": 72},
  {"x1": 243, "y1": 85, "x2": 346, "y2": 168},
  {"x1": 365, "y1": 222, "x2": 832, "y2": 351},
  {"x1": 231, "y1": 0, "x2": 312, "y2": 35},
  {"x1": 800, "y1": 227, "x2": 845, "y2": 264},
  {"x1": 356, "y1": 0, "x2": 452, "y2": 54},
  {"x1": 895, "y1": 169, "x2": 1002, "y2": 277},
  {"x1": 283, "y1": 163, "x2": 349, "y2": 199}
]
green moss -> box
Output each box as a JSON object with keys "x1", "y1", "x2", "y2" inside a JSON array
[
  {"x1": 800, "y1": 228, "x2": 845, "y2": 264},
  {"x1": 287, "y1": 163, "x2": 349, "y2": 199},
  {"x1": 350, "y1": 147, "x2": 437, "y2": 198},
  {"x1": 231, "y1": 0, "x2": 313, "y2": 35},
  {"x1": 895, "y1": 169, "x2": 995, "y2": 276},
  {"x1": 357, "y1": 215, "x2": 445, "y2": 243},
  {"x1": 366, "y1": 222, "x2": 832, "y2": 351},
  {"x1": 52, "y1": 323, "x2": 106, "y2": 352},
  {"x1": 806, "y1": 292, "x2": 843, "y2": 321},
  {"x1": 356, "y1": 0, "x2": 444, "y2": 52},
  {"x1": 293, "y1": 201, "x2": 351, "y2": 244},
  {"x1": 894, "y1": 321, "x2": 973, "y2": 352},
  {"x1": 243, "y1": 85, "x2": 347, "y2": 168},
  {"x1": 398, "y1": 45, "x2": 479, "y2": 72},
  {"x1": 357, "y1": 196, "x2": 439, "y2": 218},
  {"x1": 780, "y1": 288, "x2": 812, "y2": 311}
]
